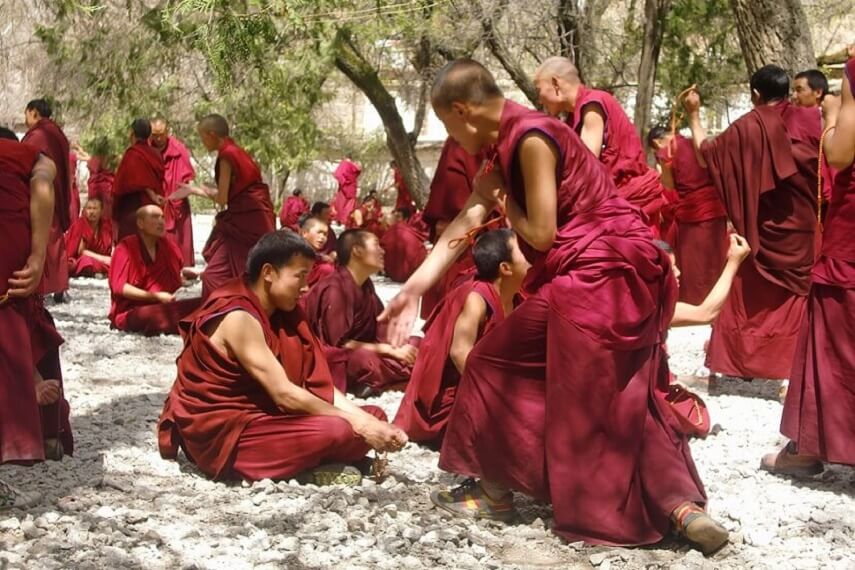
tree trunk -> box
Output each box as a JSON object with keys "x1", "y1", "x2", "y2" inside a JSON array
[
  {"x1": 729, "y1": 0, "x2": 815, "y2": 77},
  {"x1": 334, "y1": 31, "x2": 430, "y2": 207},
  {"x1": 633, "y1": 0, "x2": 671, "y2": 139},
  {"x1": 476, "y1": 0, "x2": 539, "y2": 106},
  {"x1": 556, "y1": 0, "x2": 609, "y2": 83}
]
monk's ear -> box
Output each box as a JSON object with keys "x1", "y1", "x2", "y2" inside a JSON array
[
  {"x1": 551, "y1": 76, "x2": 561, "y2": 94},
  {"x1": 498, "y1": 261, "x2": 513, "y2": 277},
  {"x1": 449, "y1": 101, "x2": 469, "y2": 120}
]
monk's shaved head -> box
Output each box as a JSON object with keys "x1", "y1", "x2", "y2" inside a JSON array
[
  {"x1": 137, "y1": 204, "x2": 163, "y2": 222},
  {"x1": 136, "y1": 205, "x2": 166, "y2": 238},
  {"x1": 198, "y1": 114, "x2": 230, "y2": 137},
  {"x1": 431, "y1": 58, "x2": 503, "y2": 110},
  {"x1": 534, "y1": 56, "x2": 580, "y2": 84}
]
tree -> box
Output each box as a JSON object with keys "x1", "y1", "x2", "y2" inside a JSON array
[
  {"x1": 633, "y1": 0, "x2": 671, "y2": 137},
  {"x1": 729, "y1": 0, "x2": 815, "y2": 77}
]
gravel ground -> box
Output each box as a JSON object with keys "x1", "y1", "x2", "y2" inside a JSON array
[{"x1": 2, "y1": 214, "x2": 854, "y2": 570}]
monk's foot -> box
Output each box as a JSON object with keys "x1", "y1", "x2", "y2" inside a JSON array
[
  {"x1": 778, "y1": 380, "x2": 789, "y2": 403},
  {"x1": 0, "y1": 478, "x2": 41, "y2": 511},
  {"x1": 672, "y1": 502, "x2": 729, "y2": 556},
  {"x1": 430, "y1": 478, "x2": 516, "y2": 523},
  {"x1": 353, "y1": 384, "x2": 379, "y2": 399},
  {"x1": 296, "y1": 463, "x2": 362, "y2": 487},
  {"x1": 182, "y1": 268, "x2": 201, "y2": 280},
  {"x1": 35, "y1": 379, "x2": 61, "y2": 406},
  {"x1": 760, "y1": 442, "x2": 823, "y2": 478},
  {"x1": 43, "y1": 438, "x2": 64, "y2": 461}
]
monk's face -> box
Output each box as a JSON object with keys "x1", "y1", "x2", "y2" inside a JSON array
[
  {"x1": 197, "y1": 126, "x2": 220, "y2": 152},
  {"x1": 434, "y1": 103, "x2": 484, "y2": 155},
  {"x1": 649, "y1": 134, "x2": 672, "y2": 152},
  {"x1": 503, "y1": 236, "x2": 531, "y2": 283},
  {"x1": 669, "y1": 253, "x2": 681, "y2": 287},
  {"x1": 84, "y1": 200, "x2": 103, "y2": 223},
  {"x1": 266, "y1": 255, "x2": 314, "y2": 311},
  {"x1": 24, "y1": 108, "x2": 39, "y2": 128},
  {"x1": 534, "y1": 76, "x2": 572, "y2": 116},
  {"x1": 317, "y1": 207, "x2": 332, "y2": 224},
  {"x1": 354, "y1": 234, "x2": 384, "y2": 272},
  {"x1": 792, "y1": 78, "x2": 820, "y2": 108},
  {"x1": 301, "y1": 222, "x2": 329, "y2": 252},
  {"x1": 137, "y1": 207, "x2": 166, "y2": 238},
  {"x1": 150, "y1": 121, "x2": 169, "y2": 151}
]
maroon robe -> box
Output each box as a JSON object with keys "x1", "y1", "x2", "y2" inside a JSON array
[
  {"x1": 22, "y1": 118, "x2": 71, "y2": 295},
  {"x1": 781, "y1": 59, "x2": 855, "y2": 464},
  {"x1": 69, "y1": 151, "x2": 80, "y2": 222},
  {"x1": 109, "y1": 234, "x2": 200, "y2": 335},
  {"x1": 0, "y1": 140, "x2": 73, "y2": 464},
  {"x1": 113, "y1": 141, "x2": 166, "y2": 241},
  {"x1": 158, "y1": 277, "x2": 384, "y2": 480},
  {"x1": 279, "y1": 195, "x2": 309, "y2": 231},
  {"x1": 304, "y1": 266, "x2": 414, "y2": 393},
  {"x1": 438, "y1": 100, "x2": 704, "y2": 546},
  {"x1": 393, "y1": 167, "x2": 414, "y2": 209},
  {"x1": 87, "y1": 157, "x2": 115, "y2": 223},
  {"x1": 394, "y1": 280, "x2": 506, "y2": 446},
  {"x1": 332, "y1": 159, "x2": 361, "y2": 224},
  {"x1": 570, "y1": 86, "x2": 667, "y2": 237},
  {"x1": 306, "y1": 258, "x2": 335, "y2": 288},
  {"x1": 160, "y1": 136, "x2": 196, "y2": 266},
  {"x1": 380, "y1": 220, "x2": 428, "y2": 283},
  {"x1": 656, "y1": 135, "x2": 728, "y2": 304},
  {"x1": 65, "y1": 215, "x2": 113, "y2": 277},
  {"x1": 701, "y1": 101, "x2": 819, "y2": 379},
  {"x1": 201, "y1": 138, "x2": 275, "y2": 298}
]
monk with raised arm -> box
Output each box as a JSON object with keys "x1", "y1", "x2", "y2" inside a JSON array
[
  {"x1": 380, "y1": 206, "x2": 428, "y2": 283},
  {"x1": 114, "y1": 118, "x2": 166, "y2": 242},
  {"x1": 66, "y1": 197, "x2": 113, "y2": 277},
  {"x1": 393, "y1": 229, "x2": 527, "y2": 447},
  {"x1": 158, "y1": 230, "x2": 407, "y2": 484},
  {"x1": 109, "y1": 205, "x2": 201, "y2": 335},
  {"x1": 683, "y1": 65, "x2": 819, "y2": 381},
  {"x1": 534, "y1": 57, "x2": 669, "y2": 237},
  {"x1": 381, "y1": 59, "x2": 725, "y2": 554},
  {"x1": 299, "y1": 216, "x2": 335, "y2": 288},
  {"x1": 305, "y1": 229, "x2": 419, "y2": 399}
]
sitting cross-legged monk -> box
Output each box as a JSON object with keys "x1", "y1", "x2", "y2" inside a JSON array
[
  {"x1": 393, "y1": 229, "x2": 528, "y2": 447},
  {"x1": 299, "y1": 216, "x2": 335, "y2": 288},
  {"x1": 66, "y1": 197, "x2": 113, "y2": 277},
  {"x1": 158, "y1": 230, "x2": 408, "y2": 484},
  {"x1": 109, "y1": 205, "x2": 201, "y2": 335},
  {"x1": 380, "y1": 206, "x2": 428, "y2": 283},
  {"x1": 304, "y1": 229, "x2": 419, "y2": 398}
]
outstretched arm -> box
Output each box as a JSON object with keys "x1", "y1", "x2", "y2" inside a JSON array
[{"x1": 683, "y1": 90, "x2": 708, "y2": 168}]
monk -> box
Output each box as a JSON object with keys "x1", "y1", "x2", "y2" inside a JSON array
[
  {"x1": 380, "y1": 59, "x2": 725, "y2": 554},
  {"x1": 158, "y1": 230, "x2": 407, "y2": 484},
  {"x1": 86, "y1": 154, "x2": 116, "y2": 223},
  {"x1": 305, "y1": 229, "x2": 419, "y2": 399},
  {"x1": 311, "y1": 201, "x2": 337, "y2": 257},
  {"x1": 684, "y1": 65, "x2": 820, "y2": 380},
  {"x1": 0, "y1": 128, "x2": 74, "y2": 468},
  {"x1": 394, "y1": 229, "x2": 528, "y2": 447},
  {"x1": 22, "y1": 98, "x2": 72, "y2": 300},
  {"x1": 151, "y1": 115, "x2": 196, "y2": 267},
  {"x1": 420, "y1": 137, "x2": 482, "y2": 318},
  {"x1": 299, "y1": 216, "x2": 335, "y2": 288},
  {"x1": 763, "y1": 56, "x2": 855, "y2": 476},
  {"x1": 69, "y1": 150, "x2": 80, "y2": 222},
  {"x1": 331, "y1": 154, "x2": 361, "y2": 224},
  {"x1": 66, "y1": 197, "x2": 113, "y2": 277},
  {"x1": 350, "y1": 190, "x2": 385, "y2": 237},
  {"x1": 113, "y1": 118, "x2": 166, "y2": 242},
  {"x1": 109, "y1": 205, "x2": 201, "y2": 336},
  {"x1": 534, "y1": 57, "x2": 669, "y2": 237},
  {"x1": 389, "y1": 160, "x2": 415, "y2": 210},
  {"x1": 279, "y1": 189, "x2": 309, "y2": 231},
  {"x1": 380, "y1": 206, "x2": 428, "y2": 283},
  {"x1": 792, "y1": 69, "x2": 828, "y2": 109},
  {"x1": 182, "y1": 114, "x2": 276, "y2": 298},
  {"x1": 647, "y1": 126, "x2": 728, "y2": 304}
]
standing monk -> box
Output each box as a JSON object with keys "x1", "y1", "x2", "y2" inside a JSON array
[
  {"x1": 792, "y1": 69, "x2": 828, "y2": 110},
  {"x1": 66, "y1": 197, "x2": 113, "y2": 277},
  {"x1": 534, "y1": 57, "x2": 669, "y2": 237},
  {"x1": 684, "y1": 65, "x2": 820, "y2": 380},
  {"x1": 279, "y1": 189, "x2": 309, "y2": 232},
  {"x1": 764, "y1": 57, "x2": 855, "y2": 476},
  {"x1": 389, "y1": 160, "x2": 415, "y2": 210},
  {"x1": 183, "y1": 114, "x2": 276, "y2": 298},
  {"x1": 22, "y1": 99, "x2": 71, "y2": 300},
  {"x1": 151, "y1": 115, "x2": 196, "y2": 267},
  {"x1": 647, "y1": 126, "x2": 727, "y2": 304},
  {"x1": 331, "y1": 154, "x2": 361, "y2": 225},
  {"x1": 113, "y1": 118, "x2": 166, "y2": 242},
  {"x1": 381, "y1": 59, "x2": 725, "y2": 554},
  {"x1": 380, "y1": 206, "x2": 428, "y2": 283}
]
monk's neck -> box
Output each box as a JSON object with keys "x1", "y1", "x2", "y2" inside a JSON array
[
  {"x1": 87, "y1": 219, "x2": 100, "y2": 233},
  {"x1": 565, "y1": 83, "x2": 585, "y2": 113},
  {"x1": 493, "y1": 280, "x2": 517, "y2": 315},
  {"x1": 346, "y1": 264, "x2": 373, "y2": 287},
  {"x1": 140, "y1": 233, "x2": 159, "y2": 258},
  {"x1": 249, "y1": 281, "x2": 276, "y2": 316}
]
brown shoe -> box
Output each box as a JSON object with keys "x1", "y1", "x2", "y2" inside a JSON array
[
  {"x1": 672, "y1": 502, "x2": 729, "y2": 556},
  {"x1": 760, "y1": 443, "x2": 823, "y2": 477}
]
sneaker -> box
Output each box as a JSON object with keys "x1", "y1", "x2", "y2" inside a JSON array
[
  {"x1": 0, "y1": 479, "x2": 41, "y2": 511},
  {"x1": 430, "y1": 478, "x2": 516, "y2": 523},
  {"x1": 296, "y1": 463, "x2": 362, "y2": 486}
]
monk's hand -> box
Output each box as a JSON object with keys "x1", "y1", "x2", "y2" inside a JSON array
[
  {"x1": 848, "y1": 43, "x2": 855, "y2": 60},
  {"x1": 473, "y1": 166, "x2": 505, "y2": 206},
  {"x1": 35, "y1": 379, "x2": 61, "y2": 406},
  {"x1": 146, "y1": 189, "x2": 166, "y2": 207},
  {"x1": 682, "y1": 90, "x2": 701, "y2": 114},
  {"x1": 727, "y1": 234, "x2": 751, "y2": 264},
  {"x1": 353, "y1": 417, "x2": 409, "y2": 453},
  {"x1": 7, "y1": 255, "x2": 45, "y2": 298},
  {"x1": 154, "y1": 291, "x2": 176, "y2": 304},
  {"x1": 378, "y1": 289, "x2": 419, "y2": 347},
  {"x1": 387, "y1": 344, "x2": 419, "y2": 366}
]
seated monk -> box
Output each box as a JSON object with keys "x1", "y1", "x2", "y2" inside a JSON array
[
  {"x1": 158, "y1": 230, "x2": 408, "y2": 484},
  {"x1": 299, "y1": 216, "x2": 335, "y2": 288},
  {"x1": 109, "y1": 205, "x2": 201, "y2": 335},
  {"x1": 380, "y1": 206, "x2": 428, "y2": 283},
  {"x1": 304, "y1": 229, "x2": 419, "y2": 399},
  {"x1": 279, "y1": 188, "x2": 309, "y2": 232},
  {"x1": 394, "y1": 229, "x2": 528, "y2": 447},
  {"x1": 310, "y1": 201, "x2": 337, "y2": 259},
  {"x1": 66, "y1": 197, "x2": 113, "y2": 277}
]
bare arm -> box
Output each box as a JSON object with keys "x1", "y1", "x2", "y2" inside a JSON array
[
  {"x1": 81, "y1": 250, "x2": 112, "y2": 265},
  {"x1": 683, "y1": 91, "x2": 708, "y2": 168},
  {"x1": 578, "y1": 103, "x2": 606, "y2": 158},
  {"x1": 8, "y1": 155, "x2": 55, "y2": 298},
  {"x1": 824, "y1": 74, "x2": 855, "y2": 170},
  {"x1": 213, "y1": 158, "x2": 231, "y2": 207},
  {"x1": 658, "y1": 161, "x2": 676, "y2": 190},
  {"x1": 506, "y1": 133, "x2": 558, "y2": 251},
  {"x1": 121, "y1": 283, "x2": 173, "y2": 303},
  {"x1": 449, "y1": 292, "x2": 488, "y2": 374}
]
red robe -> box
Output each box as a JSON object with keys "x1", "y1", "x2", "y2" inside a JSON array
[
  {"x1": 109, "y1": 234, "x2": 200, "y2": 335},
  {"x1": 656, "y1": 135, "x2": 728, "y2": 304},
  {"x1": 332, "y1": 159, "x2": 361, "y2": 224},
  {"x1": 701, "y1": 102, "x2": 819, "y2": 379},
  {"x1": 279, "y1": 195, "x2": 309, "y2": 231},
  {"x1": 304, "y1": 266, "x2": 414, "y2": 393},
  {"x1": 306, "y1": 258, "x2": 335, "y2": 288},
  {"x1": 394, "y1": 280, "x2": 506, "y2": 446},
  {"x1": 438, "y1": 101, "x2": 704, "y2": 546},
  {"x1": 570, "y1": 86, "x2": 667, "y2": 237},
  {"x1": 65, "y1": 215, "x2": 113, "y2": 277},
  {"x1": 113, "y1": 141, "x2": 166, "y2": 241},
  {"x1": 69, "y1": 151, "x2": 80, "y2": 222},
  {"x1": 158, "y1": 277, "x2": 384, "y2": 480},
  {"x1": 380, "y1": 220, "x2": 428, "y2": 283},
  {"x1": 22, "y1": 118, "x2": 71, "y2": 294},
  {"x1": 393, "y1": 167, "x2": 414, "y2": 209},
  {"x1": 0, "y1": 140, "x2": 73, "y2": 464},
  {"x1": 781, "y1": 59, "x2": 855, "y2": 464},
  {"x1": 202, "y1": 138, "x2": 275, "y2": 298},
  {"x1": 160, "y1": 136, "x2": 196, "y2": 266},
  {"x1": 86, "y1": 157, "x2": 115, "y2": 223}
]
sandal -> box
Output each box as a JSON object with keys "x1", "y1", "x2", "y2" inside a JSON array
[
  {"x1": 760, "y1": 442, "x2": 823, "y2": 478},
  {"x1": 430, "y1": 478, "x2": 516, "y2": 523},
  {"x1": 672, "y1": 502, "x2": 729, "y2": 556}
]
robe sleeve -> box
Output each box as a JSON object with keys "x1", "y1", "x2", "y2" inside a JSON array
[
  {"x1": 109, "y1": 243, "x2": 133, "y2": 295},
  {"x1": 314, "y1": 285, "x2": 352, "y2": 347}
]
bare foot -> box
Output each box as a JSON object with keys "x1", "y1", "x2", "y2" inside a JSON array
[{"x1": 35, "y1": 379, "x2": 61, "y2": 405}]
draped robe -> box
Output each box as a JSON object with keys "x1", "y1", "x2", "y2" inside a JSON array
[
  {"x1": 113, "y1": 141, "x2": 165, "y2": 241},
  {"x1": 160, "y1": 136, "x2": 196, "y2": 266},
  {"x1": 279, "y1": 195, "x2": 309, "y2": 231},
  {"x1": 332, "y1": 160, "x2": 361, "y2": 224},
  {"x1": 66, "y1": 215, "x2": 113, "y2": 276},
  {"x1": 380, "y1": 220, "x2": 428, "y2": 283}
]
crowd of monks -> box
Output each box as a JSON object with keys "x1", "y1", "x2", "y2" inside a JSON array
[{"x1": 2, "y1": 49, "x2": 854, "y2": 558}]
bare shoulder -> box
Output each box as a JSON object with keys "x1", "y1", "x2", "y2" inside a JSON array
[{"x1": 460, "y1": 291, "x2": 488, "y2": 321}]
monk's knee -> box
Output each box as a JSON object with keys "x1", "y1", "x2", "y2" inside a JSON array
[
  {"x1": 359, "y1": 405, "x2": 388, "y2": 422},
  {"x1": 321, "y1": 416, "x2": 359, "y2": 447}
]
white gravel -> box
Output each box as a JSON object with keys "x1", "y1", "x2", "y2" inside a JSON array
[{"x1": 2, "y1": 214, "x2": 853, "y2": 569}]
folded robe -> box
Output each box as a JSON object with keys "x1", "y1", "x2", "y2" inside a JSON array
[
  {"x1": 380, "y1": 221, "x2": 428, "y2": 283},
  {"x1": 113, "y1": 141, "x2": 165, "y2": 241},
  {"x1": 65, "y1": 215, "x2": 113, "y2": 277},
  {"x1": 332, "y1": 159, "x2": 361, "y2": 224},
  {"x1": 279, "y1": 195, "x2": 309, "y2": 232}
]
